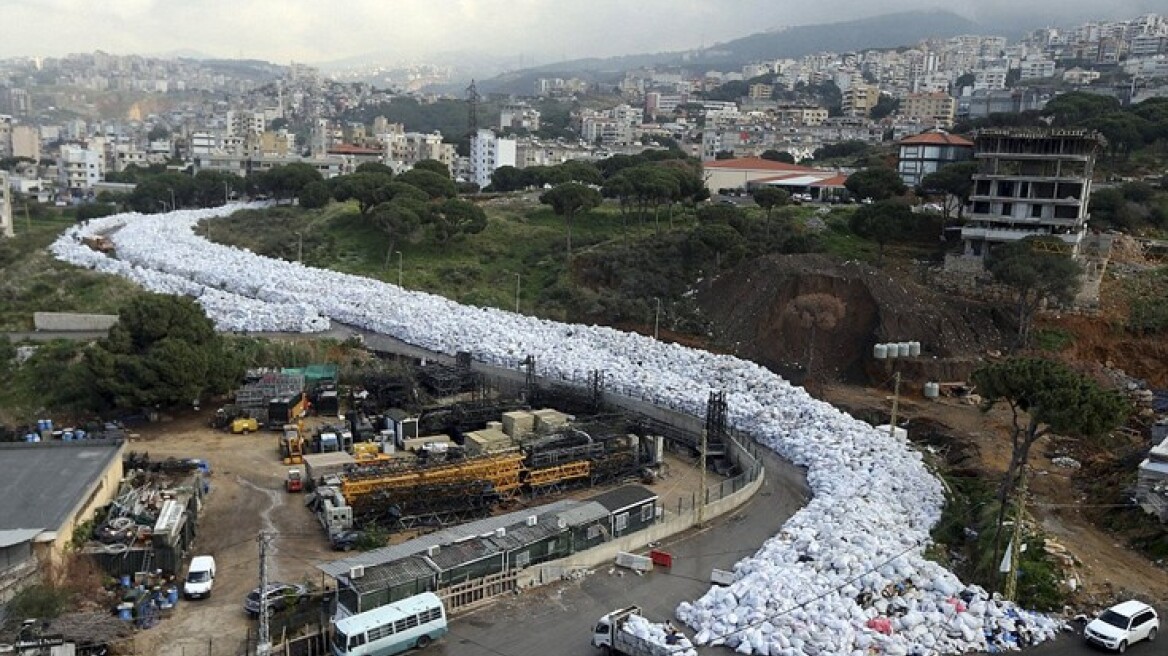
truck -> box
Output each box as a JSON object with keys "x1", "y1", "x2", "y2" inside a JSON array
[{"x1": 591, "y1": 606, "x2": 676, "y2": 656}]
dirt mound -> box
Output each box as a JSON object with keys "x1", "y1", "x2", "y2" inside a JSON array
[{"x1": 698, "y1": 253, "x2": 1006, "y2": 383}]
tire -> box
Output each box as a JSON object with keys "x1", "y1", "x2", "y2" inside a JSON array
[
  {"x1": 1117, "y1": 640, "x2": 1126, "y2": 653},
  {"x1": 415, "y1": 635, "x2": 431, "y2": 650},
  {"x1": 1148, "y1": 627, "x2": 1157, "y2": 642}
]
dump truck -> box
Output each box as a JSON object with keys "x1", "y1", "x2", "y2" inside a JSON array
[{"x1": 591, "y1": 606, "x2": 676, "y2": 656}]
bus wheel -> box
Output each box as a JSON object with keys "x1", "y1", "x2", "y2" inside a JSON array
[{"x1": 416, "y1": 635, "x2": 431, "y2": 649}]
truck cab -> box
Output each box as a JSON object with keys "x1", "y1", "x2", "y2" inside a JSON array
[{"x1": 591, "y1": 605, "x2": 639, "y2": 650}]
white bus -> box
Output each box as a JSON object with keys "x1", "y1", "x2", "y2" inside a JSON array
[{"x1": 332, "y1": 592, "x2": 447, "y2": 656}]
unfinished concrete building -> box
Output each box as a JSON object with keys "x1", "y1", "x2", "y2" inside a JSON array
[{"x1": 949, "y1": 128, "x2": 1106, "y2": 268}]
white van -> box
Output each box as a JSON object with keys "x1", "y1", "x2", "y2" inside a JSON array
[{"x1": 183, "y1": 555, "x2": 216, "y2": 599}]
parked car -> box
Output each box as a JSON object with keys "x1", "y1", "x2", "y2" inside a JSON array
[
  {"x1": 243, "y1": 582, "x2": 308, "y2": 617},
  {"x1": 1084, "y1": 600, "x2": 1159, "y2": 652},
  {"x1": 182, "y1": 555, "x2": 216, "y2": 600},
  {"x1": 329, "y1": 530, "x2": 363, "y2": 551}
]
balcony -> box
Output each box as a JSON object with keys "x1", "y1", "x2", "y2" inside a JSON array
[{"x1": 969, "y1": 194, "x2": 1084, "y2": 205}]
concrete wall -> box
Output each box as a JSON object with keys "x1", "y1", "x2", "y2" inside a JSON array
[
  {"x1": 33, "y1": 312, "x2": 119, "y2": 332},
  {"x1": 36, "y1": 442, "x2": 126, "y2": 578}
]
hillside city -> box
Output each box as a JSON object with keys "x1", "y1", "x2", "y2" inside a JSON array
[{"x1": 1, "y1": 8, "x2": 1168, "y2": 656}]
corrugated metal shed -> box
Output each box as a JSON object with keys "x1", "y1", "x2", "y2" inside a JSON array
[
  {"x1": 424, "y1": 537, "x2": 501, "y2": 572},
  {"x1": 487, "y1": 517, "x2": 562, "y2": 552},
  {"x1": 319, "y1": 498, "x2": 581, "y2": 578},
  {"x1": 351, "y1": 555, "x2": 437, "y2": 594},
  {"x1": 555, "y1": 501, "x2": 608, "y2": 527},
  {"x1": 589, "y1": 485, "x2": 658, "y2": 514}
]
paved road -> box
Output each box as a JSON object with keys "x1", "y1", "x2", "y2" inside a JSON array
[{"x1": 439, "y1": 447, "x2": 811, "y2": 656}]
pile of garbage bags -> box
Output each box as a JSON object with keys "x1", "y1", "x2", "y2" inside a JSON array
[{"x1": 52, "y1": 206, "x2": 1062, "y2": 654}]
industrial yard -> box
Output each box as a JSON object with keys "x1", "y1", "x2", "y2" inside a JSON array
[{"x1": 112, "y1": 375, "x2": 738, "y2": 655}]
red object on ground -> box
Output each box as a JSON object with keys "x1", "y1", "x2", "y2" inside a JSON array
[
  {"x1": 866, "y1": 617, "x2": 893, "y2": 635},
  {"x1": 649, "y1": 549, "x2": 673, "y2": 568}
]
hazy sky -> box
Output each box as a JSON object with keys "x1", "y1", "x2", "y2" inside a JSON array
[{"x1": 0, "y1": 0, "x2": 1160, "y2": 64}]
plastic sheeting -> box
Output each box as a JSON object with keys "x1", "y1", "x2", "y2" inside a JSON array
[{"x1": 51, "y1": 205, "x2": 1062, "y2": 655}]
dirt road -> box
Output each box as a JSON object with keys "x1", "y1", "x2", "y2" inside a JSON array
[{"x1": 126, "y1": 413, "x2": 334, "y2": 656}]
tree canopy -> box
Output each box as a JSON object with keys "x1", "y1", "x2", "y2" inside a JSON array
[
  {"x1": 848, "y1": 200, "x2": 912, "y2": 264},
  {"x1": 845, "y1": 167, "x2": 907, "y2": 201},
  {"x1": 752, "y1": 187, "x2": 790, "y2": 222},
  {"x1": 920, "y1": 161, "x2": 977, "y2": 221},
  {"x1": 986, "y1": 237, "x2": 1083, "y2": 346},
  {"x1": 85, "y1": 294, "x2": 242, "y2": 409},
  {"x1": 539, "y1": 183, "x2": 602, "y2": 256}
]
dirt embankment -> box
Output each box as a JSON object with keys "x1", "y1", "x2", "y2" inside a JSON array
[{"x1": 698, "y1": 253, "x2": 1006, "y2": 384}]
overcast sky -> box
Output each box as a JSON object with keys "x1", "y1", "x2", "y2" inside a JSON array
[{"x1": 0, "y1": 0, "x2": 1160, "y2": 65}]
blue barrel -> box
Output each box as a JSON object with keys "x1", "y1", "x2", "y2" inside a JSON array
[
  {"x1": 167, "y1": 587, "x2": 179, "y2": 604},
  {"x1": 75, "y1": 429, "x2": 87, "y2": 440},
  {"x1": 24, "y1": 433, "x2": 36, "y2": 442},
  {"x1": 117, "y1": 603, "x2": 134, "y2": 621},
  {"x1": 62, "y1": 431, "x2": 74, "y2": 441},
  {"x1": 37, "y1": 419, "x2": 48, "y2": 432},
  {"x1": 120, "y1": 575, "x2": 132, "y2": 587}
]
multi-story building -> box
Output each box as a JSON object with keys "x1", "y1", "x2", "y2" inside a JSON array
[
  {"x1": 0, "y1": 116, "x2": 11, "y2": 158},
  {"x1": 0, "y1": 171, "x2": 13, "y2": 238},
  {"x1": 1018, "y1": 57, "x2": 1056, "y2": 81},
  {"x1": 5, "y1": 88, "x2": 30, "y2": 116},
  {"x1": 469, "y1": 129, "x2": 516, "y2": 189},
  {"x1": 954, "y1": 128, "x2": 1105, "y2": 264},
  {"x1": 960, "y1": 88, "x2": 1047, "y2": 119},
  {"x1": 11, "y1": 125, "x2": 42, "y2": 161},
  {"x1": 896, "y1": 130, "x2": 974, "y2": 187},
  {"x1": 774, "y1": 104, "x2": 828, "y2": 126},
  {"x1": 842, "y1": 84, "x2": 880, "y2": 118},
  {"x1": 901, "y1": 92, "x2": 957, "y2": 128},
  {"x1": 499, "y1": 104, "x2": 541, "y2": 132},
  {"x1": 974, "y1": 68, "x2": 1009, "y2": 90},
  {"x1": 57, "y1": 144, "x2": 105, "y2": 194}
]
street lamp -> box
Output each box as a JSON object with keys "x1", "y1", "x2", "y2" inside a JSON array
[
  {"x1": 395, "y1": 250, "x2": 403, "y2": 287},
  {"x1": 514, "y1": 273, "x2": 521, "y2": 314},
  {"x1": 653, "y1": 298, "x2": 661, "y2": 340}
]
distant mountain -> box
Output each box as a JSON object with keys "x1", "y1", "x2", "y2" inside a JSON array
[
  {"x1": 151, "y1": 48, "x2": 215, "y2": 61},
  {"x1": 480, "y1": 10, "x2": 981, "y2": 94}
]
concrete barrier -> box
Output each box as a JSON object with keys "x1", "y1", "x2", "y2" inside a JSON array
[{"x1": 33, "y1": 312, "x2": 118, "y2": 332}]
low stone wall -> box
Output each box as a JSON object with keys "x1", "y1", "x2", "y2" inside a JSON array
[{"x1": 33, "y1": 311, "x2": 119, "y2": 332}]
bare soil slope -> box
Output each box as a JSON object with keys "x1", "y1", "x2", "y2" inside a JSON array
[{"x1": 698, "y1": 253, "x2": 1006, "y2": 383}]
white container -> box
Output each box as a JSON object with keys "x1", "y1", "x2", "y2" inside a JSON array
[
  {"x1": 873, "y1": 344, "x2": 888, "y2": 359},
  {"x1": 909, "y1": 341, "x2": 921, "y2": 357},
  {"x1": 897, "y1": 342, "x2": 911, "y2": 357},
  {"x1": 924, "y1": 382, "x2": 940, "y2": 399}
]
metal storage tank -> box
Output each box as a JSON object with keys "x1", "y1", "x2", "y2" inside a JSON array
[
  {"x1": 897, "y1": 342, "x2": 911, "y2": 357},
  {"x1": 924, "y1": 382, "x2": 940, "y2": 399},
  {"x1": 873, "y1": 344, "x2": 888, "y2": 359},
  {"x1": 909, "y1": 342, "x2": 921, "y2": 357}
]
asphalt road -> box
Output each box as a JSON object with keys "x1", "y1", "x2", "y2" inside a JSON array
[{"x1": 438, "y1": 446, "x2": 811, "y2": 656}]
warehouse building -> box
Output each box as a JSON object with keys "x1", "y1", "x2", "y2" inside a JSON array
[{"x1": 0, "y1": 441, "x2": 125, "y2": 600}]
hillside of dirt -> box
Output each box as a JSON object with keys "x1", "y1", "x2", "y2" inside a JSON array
[{"x1": 697, "y1": 253, "x2": 1008, "y2": 384}]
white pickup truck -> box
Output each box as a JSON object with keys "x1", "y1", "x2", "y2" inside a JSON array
[{"x1": 591, "y1": 606, "x2": 677, "y2": 656}]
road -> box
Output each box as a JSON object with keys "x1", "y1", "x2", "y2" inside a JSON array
[{"x1": 437, "y1": 447, "x2": 810, "y2": 656}]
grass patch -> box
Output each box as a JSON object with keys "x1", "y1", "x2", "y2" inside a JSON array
[
  {"x1": 0, "y1": 216, "x2": 145, "y2": 331},
  {"x1": 1032, "y1": 328, "x2": 1075, "y2": 352}
]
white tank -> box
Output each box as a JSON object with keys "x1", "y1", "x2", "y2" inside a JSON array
[
  {"x1": 874, "y1": 344, "x2": 888, "y2": 359},
  {"x1": 897, "y1": 342, "x2": 911, "y2": 357},
  {"x1": 924, "y1": 382, "x2": 940, "y2": 399},
  {"x1": 909, "y1": 341, "x2": 921, "y2": 357}
]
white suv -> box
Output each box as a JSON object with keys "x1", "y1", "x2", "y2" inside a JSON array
[{"x1": 1085, "y1": 600, "x2": 1159, "y2": 652}]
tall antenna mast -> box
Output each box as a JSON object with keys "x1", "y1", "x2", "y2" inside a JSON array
[{"x1": 466, "y1": 79, "x2": 481, "y2": 135}]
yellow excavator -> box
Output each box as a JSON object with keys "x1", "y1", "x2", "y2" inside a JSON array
[{"x1": 280, "y1": 420, "x2": 306, "y2": 464}]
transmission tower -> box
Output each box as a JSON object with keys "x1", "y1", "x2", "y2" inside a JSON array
[{"x1": 466, "y1": 79, "x2": 481, "y2": 135}]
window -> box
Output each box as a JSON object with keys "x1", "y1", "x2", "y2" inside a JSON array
[
  {"x1": 394, "y1": 619, "x2": 409, "y2": 632},
  {"x1": 1030, "y1": 204, "x2": 1042, "y2": 218},
  {"x1": 348, "y1": 634, "x2": 366, "y2": 649},
  {"x1": 514, "y1": 551, "x2": 531, "y2": 568},
  {"x1": 615, "y1": 512, "x2": 629, "y2": 532},
  {"x1": 405, "y1": 614, "x2": 419, "y2": 629},
  {"x1": 586, "y1": 525, "x2": 601, "y2": 540},
  {"x1": 1000, "y1": 203, "x2": 1013, "y2": 217},
  {"x1": 641, "y1": 503, "x2": 654, "y2": 522},
  {"x1": 368, "y1": 624, "x2": 394, "y2": 640}
]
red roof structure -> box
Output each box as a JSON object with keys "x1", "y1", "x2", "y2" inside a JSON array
[{"x1": 897, "y1": 132, "x2": 974, "y2": 147}]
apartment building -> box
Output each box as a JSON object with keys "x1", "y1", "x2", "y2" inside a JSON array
[
  {"x1": 0, "y1": 116, "x2": 11, "y2": 158},
  {"x1": 469, "y1": 129, "x2": 516, "y2": 189},
  {"x1": 57, "y1": 144, "x2": 105, "y2": 193},
  {"x1": 774, "y1": 104, "x2": 828, "y2": 127},
  {"x1": 1018, "y1": 57, "x2": 1056, "y2": 81},
  {"x1": 901, "y1": 92, "x2": 957, "y2": 128},
  {"x1": 499, "y1": 104, "x2": 541, "y2": 132},
  {"x1": 954, "y1": 128, "x2": 1105, "y2": 265},
  {"x1": 842, "y1": 84, "x2": 880, "y2": 118},
  {"x1": 897, "y1": 130, "x2": 974, "y2": 187}
]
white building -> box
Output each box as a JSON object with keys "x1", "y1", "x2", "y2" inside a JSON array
[
  {"x1": 974, "y1": 68, "x2": 1009, "y2": 90},
  {"x1": 499, "y1": 105, "x2": 541, "y2": 132},
  {"x1": 469, "y1": 129, "x2": 516, "y2": 189},
  {"x1": 1018, "y1": 57, "x2": 1056, "y2": 81},
  {"x1": 57, "y1": 144, "x2": 104, "y2": 194}
]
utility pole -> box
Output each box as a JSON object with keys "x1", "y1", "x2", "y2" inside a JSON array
[
  {"x1": 697, "y1": 429, "x2": 708, "y2": 528},
  {"x1": 296, "y1": 232, "x2": 304, "y2": 263},
  {"x1": 395, "y1": 250, "x2": 403, "y2": 288},
  {"x1": 256, "y1": 531, "x2": 273, "y2": 656},
  {"x1": 514, "y1": 273, "x2": 521, "y2": 313},
  {"x1": 653, "y1": 298, "x2": 661, "y2": 341},
  {"x1": 888, "y1": 371, "x2": 901, "y2": 440}
]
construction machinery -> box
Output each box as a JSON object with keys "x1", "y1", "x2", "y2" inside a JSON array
[
  {"x1": 267, "y1": 392, "x2": 310, "y2": 431},
  {"x1": 230, "y1": 417, "x2": 259, "y2": 434},
  {"x1": 280, "y1": 421, "x2": 305, "y2": 464},
  {"x1": 285, "y1": 468, "x2": 303, "y2": 493}
]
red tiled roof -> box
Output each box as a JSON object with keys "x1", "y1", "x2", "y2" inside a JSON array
[
  {"x1": 703, "y1": 157, "x2": 819, "y2": 172},
  {"x1": 898, "y1": 132, "x2": 974, "y2": 147},
  {"x1": 809, "y1": 174, "x2": 849, "y2": 187}
]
